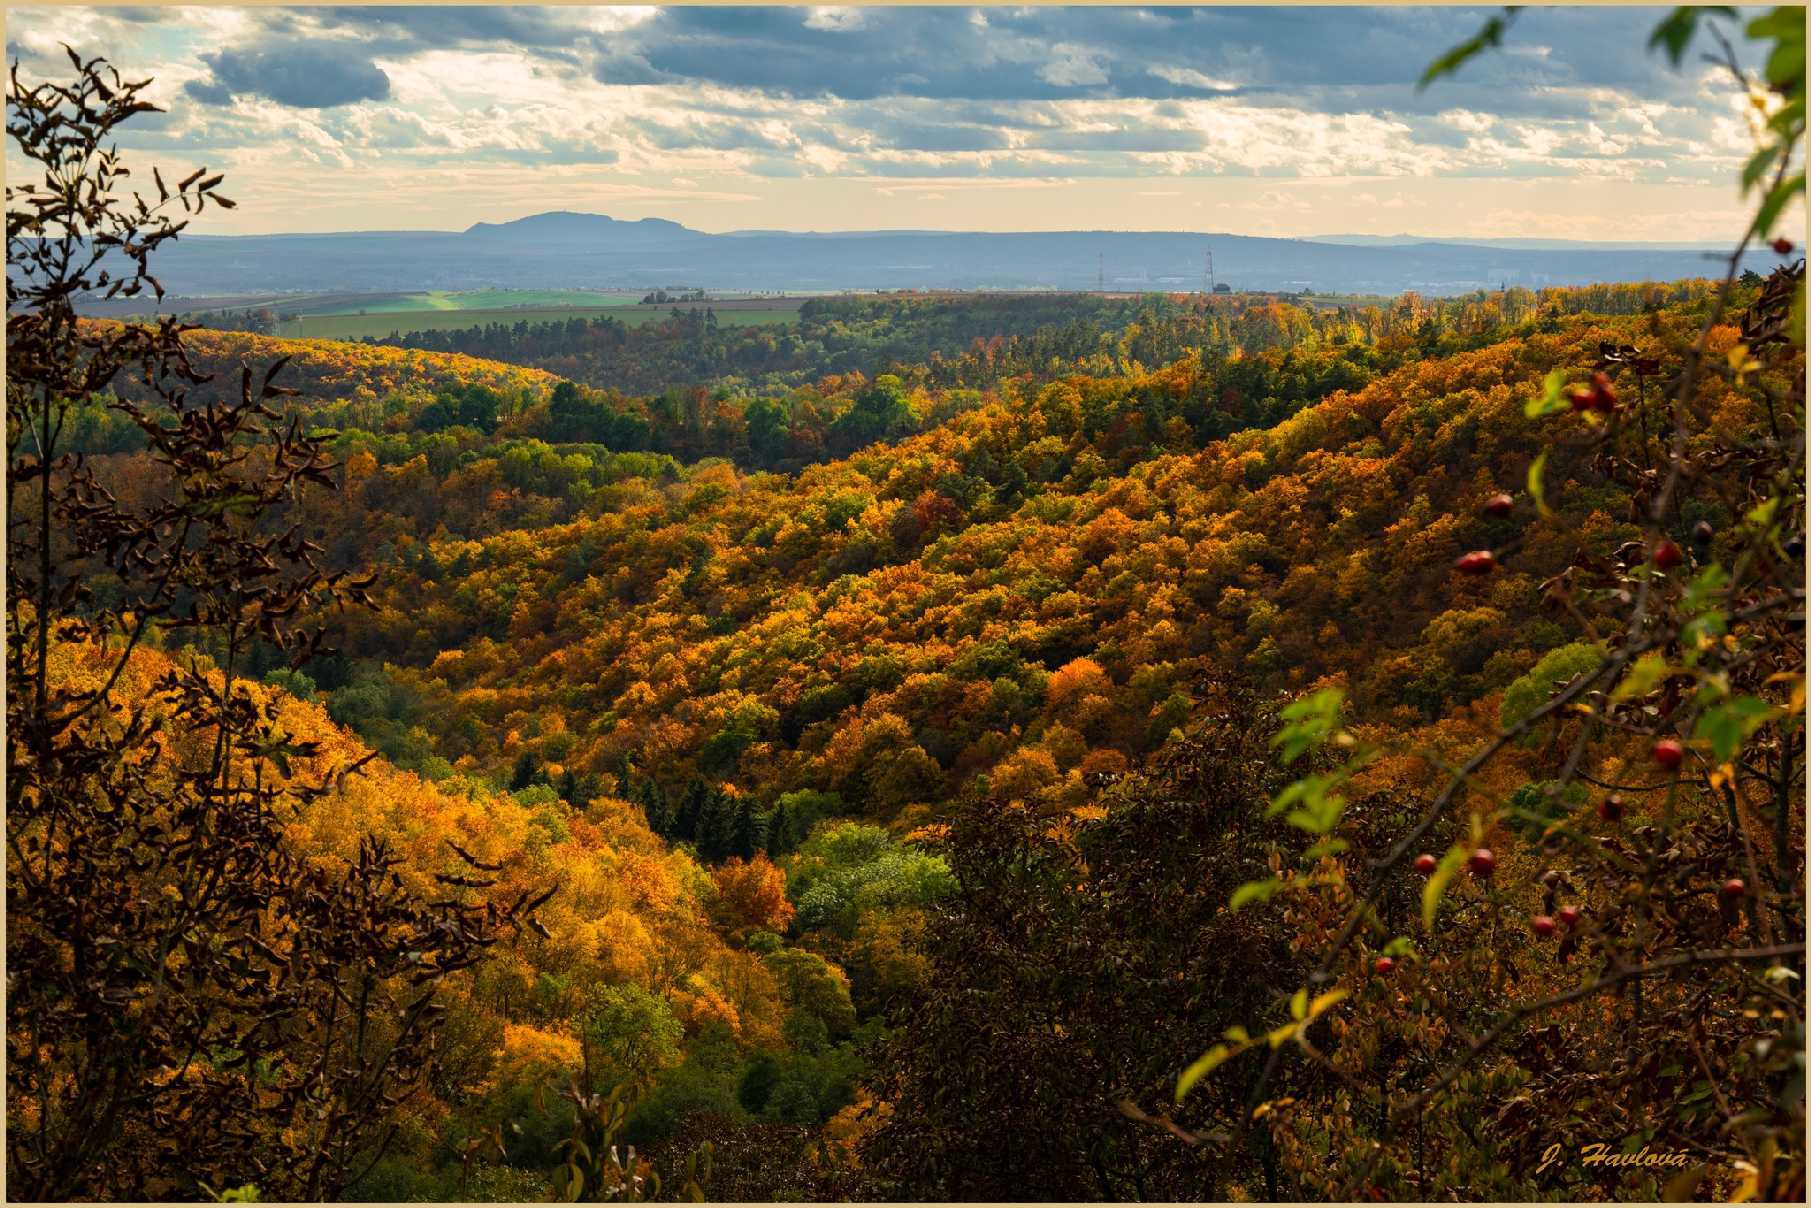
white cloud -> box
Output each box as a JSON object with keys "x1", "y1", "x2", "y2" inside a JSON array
[
  {"x1": 1438, "y1": 110, "x2": 1495, "y2": 134},
  {"x1": 804, "y1": 7, "x2": 866, "y2": 33},
  {"x1": 1147, "y1": 65, "x2": 1239, "y2": 93},
  {"x1": 3, "y1": 3, "x2": 1766, "y2": 242}
]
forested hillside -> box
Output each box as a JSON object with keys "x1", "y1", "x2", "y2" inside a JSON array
[
  {"x1": 310, "y1": 301, "x2": 1756, "y2": 814},
  {"x1": 11, "y1": 13, "x2": 1805, "y2": 1204},
  {"x1": 54, "y1": 263, "x2": 1801, "y2": 1200},
  {"x1": 347, "y1": 280, "x2": 1715, "y2": 400}
]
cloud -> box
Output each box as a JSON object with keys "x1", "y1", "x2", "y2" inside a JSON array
[
  {"x1": 181, "y1": 78, "x2": 237, "y2": 106},
  {"x1": 803, "y1": 8, "x2": 867, "y2": 34},
  {"x1": 1, "y1": 4, "x2": 1771, "y2": 242},
  {"x1": 191, "y1": 40, "x2": 391, "y2": 108},
  {"x1": 1040, "y1": 45, "x2": 1109, "y2": 88}
]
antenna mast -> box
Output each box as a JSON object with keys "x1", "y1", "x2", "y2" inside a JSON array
[
  {"x1": 1098, "y1": 251, "x2": 1104, "y2": 293},
  {"x1": 1205, "y1": 249, "x2": 1215, "y2": 295}
]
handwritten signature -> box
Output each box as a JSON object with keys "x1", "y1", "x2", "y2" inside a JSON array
[{"x1": 1538, "y1": 1142, "x2": 1695, "y2": 1174}]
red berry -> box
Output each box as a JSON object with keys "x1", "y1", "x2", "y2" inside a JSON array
[
  {"x1": 1483, "y1": 493, "x2": 1514, "y2": 518},
  {"x1": 1455, "y1": 550, "x2": 1495, "y2": 575},
  {"x1": 1722, "y1": 878, "x2": 1745, "y2": 899},
  {"x1": 1599, "y1": 794, "x2": 1624, "y2": 822},
  {"x1": 1467, "y1": 848, "x2": 1496, "y2": 877},
  {"x1": 1557, "y1": 905, "x2": 1581, "y2": 927},
  {"x1": 1771, "y1": 237, "x2": 1794, "y2": 255},
  {"x1": 1374, "y1": 956, "x2": 1396, "y2": 974},
  {"x1": 1652, "y1": 539, "x2": 1684, "y2": 571},
  {"x1": 1589, "y1": 372, "x2": 1619, "y2": 412},
  {"x1": 1652, "y1": 738, "x2": 1685, "y2": 771},
  {"x1": 1414, "y1": 853, "x2": 1438, "y2": 875},
  {"x1": 1531, "y1": 914, "x2": 1556, "y2": 938}
]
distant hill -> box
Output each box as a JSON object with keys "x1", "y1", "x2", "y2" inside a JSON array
[
  {"x1": 81, "y1": 211, "x2": 1790, "y2": 299},
  {"x1": 462, "y1": 211, "x2": 703, "y2": 244},
  {"x1": 1307, "y1": 233, "x2": 1735, "y2": 252}
]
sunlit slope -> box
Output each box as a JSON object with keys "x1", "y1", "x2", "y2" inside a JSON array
[{"x1": 339, "y1": 303, "x2": 1785, "y2": 823}]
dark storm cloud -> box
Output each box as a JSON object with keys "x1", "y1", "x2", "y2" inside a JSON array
[{"x1": 190, "y1": 41, "x2": 391, "y2": 108}]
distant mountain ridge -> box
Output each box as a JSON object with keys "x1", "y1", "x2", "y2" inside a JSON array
[
  {"x1": 82, "y1": 210, "x2": 1790, "y2": 299},
  {"x1": 462, "y1": 211, "x2": 703, "y2": 243}
]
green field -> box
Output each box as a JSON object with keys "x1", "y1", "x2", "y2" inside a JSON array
[{"x1": 276, "y1": 299, "x2": 804, "y2": 340}]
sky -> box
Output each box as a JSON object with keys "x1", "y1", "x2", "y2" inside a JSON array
[{"x1": 4, "y1": 5, "x2": 1797, "y2": 242}]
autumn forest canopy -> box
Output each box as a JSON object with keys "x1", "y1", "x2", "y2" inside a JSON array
[{"x1": 5, "y1": 7, "x2": 1808, "y2": 1205}]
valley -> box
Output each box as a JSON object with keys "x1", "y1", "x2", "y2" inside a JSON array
[
  {"x1": 9, "y1": 7, "x2": 1805, "y2": 1204},
  {"x1": 51, "y1": 270, "x2": 1806, "y2": 1200}
]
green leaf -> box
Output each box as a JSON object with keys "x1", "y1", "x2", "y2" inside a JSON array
[
  {"x1": 1229, "y1": 878, "x2": 1283, "y2": 912},
  {"x1": 1272, "y1": 688, "x2": 1344, "y2": 764},
  {"x1": 1420, "y1": 11, "x2": 1516, "y2": 90},
  {"x1": 1307, "y1": 988, "x2": 1349, "y2": 1018},
  {"x1": 1755, "y1": 170, "x2": 1804, "y2": 237},
  {"x1": 1649, "y1": 6, "x2": 1737, "y2": 66},
  {"x1": 1764, "y1": 30, "x2": 1806, "y2": 93},
  {"x1": 1285, "y1": 790, "x2": 1346, "y2": 836},
  {"x1": 1612, "y1": 652, "x2": 1673, "y2": 703},
  {"x1": 1525, "y1": 367, "x2": 1570, "y2": 418},
  {"x1": 1695, "y1": 695, "x2": 1776, "y2": 763},
  {"x1": 186, "y1": 492, "x2": 261, "y2": 518},
  {"x1": 1743, "y1": 143, "x2": 1784, "y2": 194},
  {"x1": 1268, "y1": 770, "x2": 1343, "y2": 819},
  {"x1": 1526, "y1": 450, "x2": 1551, "y2": 517},
  {"x1": 1747, "y1": 6, "x2": 1804, "y2": 41},
  {"x1": 1176, "y1": 1043, "x2": 1234, "y2": 1102},
  {"x1": 1681, "y1": 564, "x2": 1731, "y2": 615},
  {"x1": 1422, "y1": 845, "x2": 1469, "y2": 932}
]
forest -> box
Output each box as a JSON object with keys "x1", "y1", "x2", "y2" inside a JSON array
[{"x1": 5, "y1": 7, "x2": 1806, "y2": 1205}]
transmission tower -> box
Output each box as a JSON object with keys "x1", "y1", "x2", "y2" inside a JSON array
[
  {"x1": 1097, "y1": 251, "x2": 1104, "y2": 293},
  {"x1": 1205, "y1": 249, "x2": 1215, "y2": 295}
]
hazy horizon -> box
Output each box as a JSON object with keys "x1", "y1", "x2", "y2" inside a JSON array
[
  {"x1": 9, "y1": 5, "x2": 1801, "y2": 245},
  {"x1": 165, "y1": 209, "x2": 1754, "y2": 247}
]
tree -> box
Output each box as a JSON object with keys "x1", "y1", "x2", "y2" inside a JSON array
[
  {"x1": 711, "y1": 854, "x2": 796, "y2": 936},
  {"x1": 864, "y1": 687, "x2": 1310, "y2": 1200},
  {"x1": 1156, "y1": 10, "x2": 1805, "y2": 1200},
  {"x1": 582, "y1": 985, "x2": 684, "y2": 1096},
  {"x1": 829, "y1": 373, "x2": 915, "y2": 454},
  {"x1": 5, "y1": 53, "x2": 537, "y2": 1200}
]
